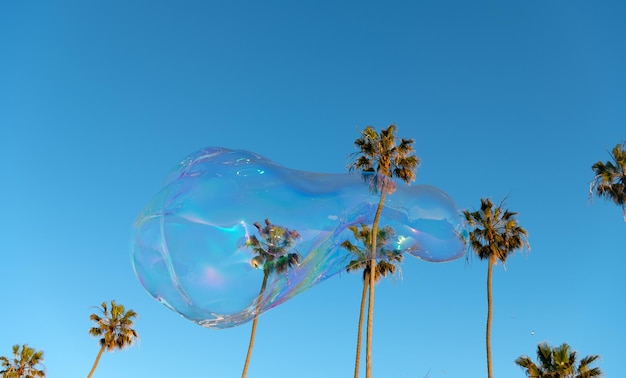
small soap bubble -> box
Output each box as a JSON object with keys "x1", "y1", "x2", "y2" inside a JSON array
[{"x1": 132, "y1": 147, "x2": 465, "y2": 328}]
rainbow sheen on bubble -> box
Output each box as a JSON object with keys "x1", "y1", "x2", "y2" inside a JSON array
[{"x1": 132, "y1": 147, "x2": 465, "y2": 328}]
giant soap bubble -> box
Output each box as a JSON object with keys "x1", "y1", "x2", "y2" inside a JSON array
[{"x1": 132, "y1": 147, "x2": 465, "y2": 328}]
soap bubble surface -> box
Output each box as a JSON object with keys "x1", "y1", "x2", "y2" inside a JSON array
[{"x1": 132, "y1": 147, "x2": 465, "y2": 328}]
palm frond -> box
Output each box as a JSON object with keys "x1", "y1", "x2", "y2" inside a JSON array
[{"x1": 515, "y1": 355, "x2": 542, "y2": 377}]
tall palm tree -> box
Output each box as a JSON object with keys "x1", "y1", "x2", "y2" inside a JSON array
[
  {"x1": 347, "y1": 124, "x2": 419, "y2": 378},
  {"x1": 0, "y1": 344, "x2": 45, "y2": 378},
  {"x1": 87, "y1": 300, "x2": 139, "y2": 378},
  {"x1": 590, "y1": 141, "x2": 626, "y2": 221},
  {"x1": 515, "y1": 342, "x2": 603, "y2": 378},
  {"x1": 341, "y1": 223, "x2": 404, "y2": 378},
  {"x1": 463, "y1": 198, "x2": 529, "y2": 378},
  {"x1": 241, "y1": 219, "x2": 301, "y2": 378}
]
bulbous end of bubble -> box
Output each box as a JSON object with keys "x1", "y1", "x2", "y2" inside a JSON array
[{"x1": 131, "y1": 147, "x2": 466, "y2": 329}]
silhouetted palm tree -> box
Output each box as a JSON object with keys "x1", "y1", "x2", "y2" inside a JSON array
[
  {"x1": 341, "y1": 224, "x2": 404, "y2": 378},
  {"x1": 347, "y1": 125, "x2": 419, "y2": 378},
  {"x1": 515, "y1": 342, "x2": 603, "y2": 377},
  {"x1": 87, "y1": 300, "x2": 138, "y2": 378},
  {"x1": 241, "y1": 219, "x2": 301, "y2": 378},
  {"x1": 463, "y1": 198, "x2": 529, "y2": 378},
  {"x1": 0, "y1": 344, "x2": 45, "y2": 378},
  {"x1": 590, "y1": 141, "x2": 626, "y2": 221}
]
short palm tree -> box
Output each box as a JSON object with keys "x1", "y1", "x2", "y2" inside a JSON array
[
  {"x1": 241, "y1": 219, "x2": 301, "y2": 378},
  {"x1": 341, "y1": 223, "x2": 404, "y2": 378},
  {"x1": 515, "y1": 342, "x2": 603, "y2": 377},
  {"x1": 590, "y1": 141, "x2": 626, "y2": 221},
  {"x1": 463, "y1": 198, "x2": 529, "y2": 378},
  {"x1": 87, "y1": 300, "x2": 139, "y2": 378},
  {"x1": 347, "y1": 125, "x2": 419, "y2": 378},
  {"x1": 0, "y1": 344, "x2": 45, "y2": 378}
]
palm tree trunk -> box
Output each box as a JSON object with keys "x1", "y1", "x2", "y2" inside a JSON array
[
  {"x1": 354, "y1": 278, "x2": 368, "y2": 378},
  {"x1": 366, "y1": 188, "x2": 387, "y2": 378},
  {"x1": 241, "y1": 272, "x2": 269, "y2": 378},
  {"x1": 87, "y1": 345, "x2": 105, "y2": 378},
  {"x1": 486, "y1": 258, "x2": 494, "y2": 378}
]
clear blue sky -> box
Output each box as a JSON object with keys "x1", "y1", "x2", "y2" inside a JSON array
[{"x1": 1, "y1": 1, "x2": 624, "y2": 377}]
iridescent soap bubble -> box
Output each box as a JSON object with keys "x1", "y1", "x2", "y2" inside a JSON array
[{"x1": 132, "y1": 147, "x2": 465, "y2": 328}]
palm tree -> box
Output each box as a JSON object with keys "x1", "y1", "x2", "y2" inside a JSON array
[
  {"x1": 87, "y1": 300, "x2": 139, "y2": 378},
  {"x1": 463, "y1": 198, "x2": 529, "y2": 378},
  {"x1": 0, "y1": 344, "x2": 45, "y2": 378},
  {"x1": 241, "y1": 218, "x2": 301, "y2": 378},
  {"x1": 515, "y1": 342, "x2": 603, "y2": 377},
  {"x1": 341, "y1": 223, "x2": 404, "y2": 378},
  {"x1": 347, "y1": 124, "x2": 419, "y2": 378},
  {"x1": 590, "y1": 141, "x2": 626, "y2": 221}
]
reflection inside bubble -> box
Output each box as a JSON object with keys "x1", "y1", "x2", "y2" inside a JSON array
[{"x1": 132, "y1": 147, "x2": 465, "y2": 328}]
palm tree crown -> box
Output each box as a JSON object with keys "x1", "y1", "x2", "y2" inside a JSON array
[
  {"x1": 0, "y1": 344, "x2": 45, "y2": 378},
  {"x1": 590, "y1": 141, "x2": 626, "y2": 221},
  {"x1": 463, "y1": 198, "x2": 529, "y2": 265},
  {"x1": 342, "y1": 224, "x2": 404, "y2": 282},
  {"x1": 247, "y1": 218, "x2": 301, "y2": 277},
  {"x1": 348, "y1": 125, "x2": 420, "y2": 194},
  {"x1": 87, "y1": 300, "x2": 138, "y2": 378},
  {"x1": 515, "y1": 342, "x2": 603, "y2": 378}
]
